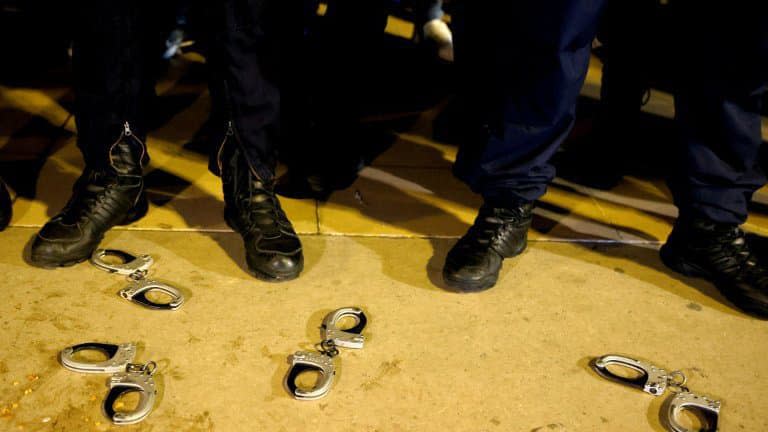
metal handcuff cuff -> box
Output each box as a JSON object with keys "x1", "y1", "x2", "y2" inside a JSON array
[
  {"x1": 60, "y1": 342, "x2": 158, "y2": 425},
  {"x1": 91, "y1": 249, "x2": 185, "y2": 310},
  {"x1": 592, "y1": 354, "x2": 721, "y2": 432},
  {"x1": 284, "y1": 307, "x2": 367, "y2": 401}
]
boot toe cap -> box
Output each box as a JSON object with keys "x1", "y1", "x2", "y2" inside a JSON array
[
  {"x1": 30, "y1": 223, "x2": 94, "y2": 267},
  {"x1": 443, "y1": 249, "x2": 502, "y2": 292},
  {"x1": 247, "y1": 250, "x2": 304, "y2": 282}
]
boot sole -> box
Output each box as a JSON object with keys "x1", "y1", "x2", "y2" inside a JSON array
[
  {"x1": 29, "y1": 194, "x2": 149, "y2": 268},
  {"x1": 29, "y1": 255, "x2": 90, "y2": 269},
  {"x1": 660, "y1": 244, "x2": 768, "y2": 319},
  {"x1": 443, "y1": 271, "x2": 499, "y2": 293}
]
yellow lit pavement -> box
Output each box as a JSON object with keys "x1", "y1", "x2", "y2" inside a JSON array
[{"x1": 1, "y1": 57, "x2": 768, "y2": 431}]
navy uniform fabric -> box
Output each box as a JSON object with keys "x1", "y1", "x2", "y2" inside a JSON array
[
  {"x1": 452, "y1": 0, "x2": 768, "y2": 224},
  {"x1": 280, "y1": 0, "x2": 390, "y2": 183},
  {"x1": 668, "y1": 2, "x2": 768, "y2": 224},
  {"x1": 72, "y1": 0, "x2": 163, "y2": 168},
  {"x1": 451, "y1": 0, "x2": 607, "y2": 207},
  {"x1": 414, "y1": 0, "x2": 445, "y2": 25},
  {"x1": 73, "y1": 0, "x2": 284, "y2": 181},
  {"x1": 204, "y1": 0, "x2": 284, "y2": 181}
]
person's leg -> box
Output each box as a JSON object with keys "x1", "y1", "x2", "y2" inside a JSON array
[
  {"x1": 444, "y1": 0, "x2": 606, "y2": 291},
  {"x1": 416, "y1": 0, "x2": 453, "y2": 61},
  {"x1": 208, "y1": 0, "x2": 303, "y2": 281},
  {"x1": 413, "y1": 0, "x2": 444, "y2": 24},
  {"x1": 557, "y1": 0, "x2": 657, "y2": 189},
  {"x1": 277, "y1": 0, "x2": 389, "y2": 200},
  {"x1": 661, "y1": 3, "x2": 768, "y2": 317},
  {"x1": 30, "y1": 0, "x2": 156, "y2": 267}
]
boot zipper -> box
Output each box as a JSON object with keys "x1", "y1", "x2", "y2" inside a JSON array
[
  {"x1": 217, "y1": 120, "x2": 235, "y2": 174},
  {"x1": 122, "y1": 121, "x2": 146, "y2": 148},
  {"x1": 220, "y1": 79, "x2": 261, "y2": 178},
  {"x1": 108, "y1": 121, "x2": 147, "y2": 171}
]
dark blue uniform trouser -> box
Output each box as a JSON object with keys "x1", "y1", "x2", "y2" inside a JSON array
[
  {"x1": 73, "y1": 0, "x2": 283, "y2": 182},
  {"x1": 452, "y1": 1, "x2": 768, "y2": 225}
]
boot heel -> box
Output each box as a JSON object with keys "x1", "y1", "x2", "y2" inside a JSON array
[{"x1": 120, "y1": 193, "x2": 149, "y2": 225}]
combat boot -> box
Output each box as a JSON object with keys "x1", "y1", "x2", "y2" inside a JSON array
[
  {"x1": 221, "y1": 133, "x2": 303, "y2": 282},
  {"x1": 443, "y1": 202, "x2": 533, "y2": 292},
  {"x1": 30, "y1": 122, "x2": 148, "y2": 267},
  {"x1": 661, "y1": 218, "x2": 768, "y2": 318}
]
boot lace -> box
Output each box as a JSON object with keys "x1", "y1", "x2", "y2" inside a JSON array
[
  {"x1": 238, "y1": 179, "x2": 288, "y2": 236},
  {"x1": 465, "y1": 206, "x2": 529, "y2": 249},
  {"x1": 60, "y1": 171, "x2": 118, "y2": 224},
  {"x1": 709, "y1": 228, "x2": 768, "y2": 286}
]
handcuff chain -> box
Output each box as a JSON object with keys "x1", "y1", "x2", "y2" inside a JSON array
[
  {"x1": 318, "y1": 339, "x2": 339, "y2": 358},
  {"x1": 126, "y1": 361, "x2": 157, "y2": 376},
  {"x1": 129, "y1": 269, "x2": 148, "y2": 282},
  {"x1": 666, "y1": 370, "x2": 689, "y2": 393}
]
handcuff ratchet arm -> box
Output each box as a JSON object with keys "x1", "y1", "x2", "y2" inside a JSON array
[
  {"x1": 591, "y1": 354, "x2": 670, "y2": 396},
  {"x1": 321, "y1": 307, "x2": 367, "y2": 349},
  {"x1": 59, "y1": 342, "x2": 137, "y2": 374},
  {"x1": 284, "y1": 351, "x2": 336, "y2": 401}
]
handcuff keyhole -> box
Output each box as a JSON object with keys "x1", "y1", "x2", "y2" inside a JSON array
[
  {"x1": 293, "y1": 370, "x2": 323, "y2": 391},
  {"x1": 144, "y1": 290, "x2": 174, "y2": 305},
  {"x1": 674, "y1": 407, "x2": 711, "y2": 431},
  {"x1": 112, "y1": 390, "x2": 141, "y2": 413},
  {"x1": 605, "y1": 364, "x2": 643, "y2": 381},
  {"x1": 334, "y1": 315, "x2": 359, "y2": 331}
]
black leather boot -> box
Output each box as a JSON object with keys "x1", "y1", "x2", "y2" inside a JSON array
[
  {"x1": 0, "y1": 177, "x2": 11, "y2": 231},
  {"x1": 443, "y1": 203, "x2": 534, "y2": 292},
  {"x1": 30, "y1": 123, "x2": 148, "y2": 267},
  {"x1": 660, "y1": 218, "x2": 768, "y2": 318},
  {"x1": 222, "y1": 141, "x2": 303, "y2": 282}
]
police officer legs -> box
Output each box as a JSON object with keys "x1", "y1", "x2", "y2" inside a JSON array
[
  {"x1": 29, "y1": 0, "x2": 155, "y2": 267},
  {"x1": 444, "y1": 0, "x2": 605, "y2": 291},
  {"x1": 30, "y1": 0, "x2": 303, "y2": 281},
  {"x1": 445, "y1": 1, "x2": 768, "y2": 317},
  {"x1": 659, "y1": 3, "x2": 768, "y2": 317}
]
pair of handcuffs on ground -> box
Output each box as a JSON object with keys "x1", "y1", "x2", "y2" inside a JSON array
[
  {"x1": 91, "y1": 249, "x2": 185, "y2": 310},
  {"x1": 285, "y1": 307, "x2": 368, "y2": 400},
  {"x1": 592, "y1": 354, "x2": 721, "y2": 432},
  {"x1": 59, "y1": 342, "x2": 158, "y2": 425}
]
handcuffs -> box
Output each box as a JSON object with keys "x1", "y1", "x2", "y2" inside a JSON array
[
  {"x1": 285, "y1": 307, "x2": 368, "y2": 401},
  {"x1": 91, "y1": 249, "x2": 185, "y2": 311},
  {"x1": 592, "y1": 354, "x2": 721, "y2": 432},
  {"x1": 59, "y1": 342, "x2": 159, "y2": 425}
]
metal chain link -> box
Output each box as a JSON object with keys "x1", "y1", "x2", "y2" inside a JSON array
[
  {"x1": 129, "y1": 269, "x2": 148, "y2": 282},
  {"x1": 318, "y1": 339, "x2": 339, "y2": 358},
  {"x1": 666, "y1": 370, "x2": 689, "y2": 393}
]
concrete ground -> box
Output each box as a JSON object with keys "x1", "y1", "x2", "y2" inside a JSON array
[{"x1": 1, "y1": 30, "x2": 768, "y2": 432}]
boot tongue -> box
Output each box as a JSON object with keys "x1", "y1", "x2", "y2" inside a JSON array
[{"x1": 239, "y1": 180, "x2": 280, "y2": 233}]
